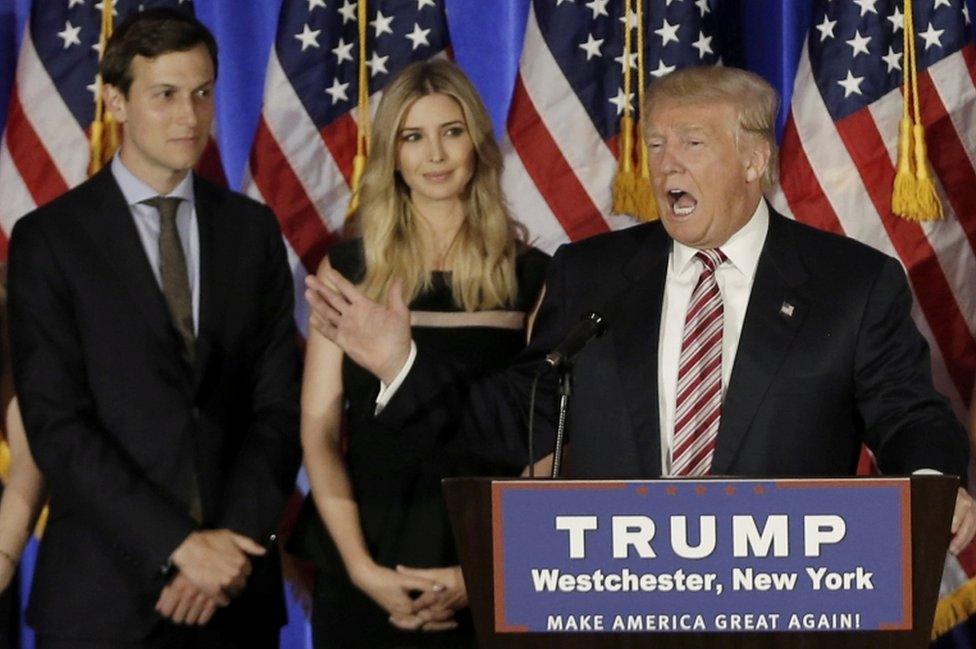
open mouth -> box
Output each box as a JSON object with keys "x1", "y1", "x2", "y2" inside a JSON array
[{"x1": 667, "y1": 189, "x2": 698, "y2": 216}]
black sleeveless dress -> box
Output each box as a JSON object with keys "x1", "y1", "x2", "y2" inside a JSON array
[{"x1": 291, "y1": 239, "x2": 549, "y2": 648}]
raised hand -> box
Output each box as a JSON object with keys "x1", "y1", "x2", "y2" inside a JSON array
[{"x1": 305, "y1": 258, "x2": 412, "y2": 385}]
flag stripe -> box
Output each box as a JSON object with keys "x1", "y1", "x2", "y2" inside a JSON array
[
  {"x1": 919, "y1": 69, "x2": 976, "y2": 261},
  {"x1": 776, "y1": 115, "x2": 844, "y2": 236},
  {"x1": 834, "y1": 110, "x2": 975, "y2": 406},
  {"x1": 508, "y1": 76, "x2": 609, "y2": 242},
  {"x1": 15, "y1": 33, "x2": 87, "y2": 186},
  {"x1": 249, "y1": 116, "x2": 336, "y2": 272},
  {"x1": 4, "y1": 87, "x2": 69, "y2": 207}
]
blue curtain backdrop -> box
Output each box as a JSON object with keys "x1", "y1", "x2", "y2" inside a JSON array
[{"x1": 1, "y1": 1, "x2": 976, "y2": 648}]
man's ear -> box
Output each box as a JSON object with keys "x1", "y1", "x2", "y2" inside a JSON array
[
  {"x1": 103, "y1": 83, "x2": 127, "y2": 123},
  {"x1": 744, "y1": 140, "x2": 771, "y2": 184}
]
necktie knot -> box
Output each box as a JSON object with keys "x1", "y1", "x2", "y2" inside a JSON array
[
  {"x1": 143, "y1": 196, "x2": 182, "y2": 223},
  {"x1": 695, "y1": 248, "x2": 726, "y2": 273}
]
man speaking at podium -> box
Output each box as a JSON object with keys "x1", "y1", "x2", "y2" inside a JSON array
[{"x1": 307, "y1": 66, "x2": 976, "y2": 554}]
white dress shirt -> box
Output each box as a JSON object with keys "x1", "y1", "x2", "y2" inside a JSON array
[{"x1": 657, "y1": 200, "x2": 769, "y2": 475}]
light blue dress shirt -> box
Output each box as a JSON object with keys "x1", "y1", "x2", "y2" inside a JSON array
[{"x1": 110, "y1": 156, "x2": 200, "y2": 333}]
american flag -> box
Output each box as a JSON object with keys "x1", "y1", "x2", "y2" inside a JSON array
[
  {"x1": 502, "y1": 0, "x2": 721, "y2": 252},
  {"x1": 772, "y1": 0, "x2": 975, "y2": 426},
  {"x1": 0, "y1": 0, "x2": 225, "y2": 258},
  {"x1": 243, "y1": 0, "x2": 450, "y2": 326},
  {"x1": 770, "y1": 3, "x2": 976, "y2": 639}
]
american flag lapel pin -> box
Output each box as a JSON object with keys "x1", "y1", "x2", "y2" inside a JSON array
[{"x1": 779, "y1": 302, "x2": 795, "y2": 318}]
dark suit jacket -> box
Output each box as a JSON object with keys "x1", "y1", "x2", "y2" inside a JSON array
[
  {"x1": 373, "y1": 208, "x2": 967, "y2": 480},
  {"x1": 8, "y1": 167, "x2": 301, "y2": 641}
]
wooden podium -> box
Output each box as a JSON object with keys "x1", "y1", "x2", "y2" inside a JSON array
[{"x1": 443, "y1": 475, "x2": 957, "y2": 648}]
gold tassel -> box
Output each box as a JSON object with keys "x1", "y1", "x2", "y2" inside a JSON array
[
  {"x1": 88, "y1": 0, "x2": 119, "y2": 176},
  {"x1": 912, "y1": 123, "x2": 943, "y2": 220},
  {"x1": 632, "y1": 0, "x2": 657, "y2": 222},
  {"x1": 932, "y1": 576, "x2": 976, "y2": 639},
  {"x1": 346, "y1": 0, "x2": 370, "y2": 218},
  {"x1": 611, "y1": 0, "x2": 637, "y2": 216},
  {"x1": 892, "y1": 0, "x2": 942, "y2": 221},
  {"x1": 891, "y1": 117, "x2": 916, "y2": 217}
]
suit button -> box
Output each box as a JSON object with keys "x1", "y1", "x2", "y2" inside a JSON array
[{"x1": 268, "y1": 533, "x2": 277, "y2": 544}]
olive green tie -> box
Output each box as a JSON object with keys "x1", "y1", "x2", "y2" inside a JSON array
[
  {"x1": 143, "y1": 196, "x2": 201, "y2": 522},
  {"x1": 144, "y1": 196, "x2": 195, "y2": 366}
]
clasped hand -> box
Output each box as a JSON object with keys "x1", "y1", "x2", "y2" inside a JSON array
[
  {"x1": 350, "y1": 561, "x2": 467, "y2": 632},
  {"x1": 155, "y1": 529, "x2": 266, "y2": 625}
]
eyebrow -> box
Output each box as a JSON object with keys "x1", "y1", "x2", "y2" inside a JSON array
[{"x1": 399, "y1": 119, "x2": 466, "y2": 131}]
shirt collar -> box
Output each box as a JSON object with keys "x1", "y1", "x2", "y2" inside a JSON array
[
  {"x1": 111, "y1": 155, "x2": 195, "y2": 208},
  {"x1": 671, "y1": 199, "x2": 769, "y2": 280}
]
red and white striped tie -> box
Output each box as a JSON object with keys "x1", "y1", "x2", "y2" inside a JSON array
[{"x1": 671, "y1": 249, "x2": 727, "y2": 476}]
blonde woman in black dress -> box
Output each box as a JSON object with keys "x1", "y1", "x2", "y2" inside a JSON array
[{"x1": 295, "y1": 60, "x2": 548, "y2": 648}]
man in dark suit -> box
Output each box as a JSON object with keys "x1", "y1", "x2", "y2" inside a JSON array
[
  {"x1": 8, "y1": 9, "x2": 300, "y2": 648},
  {"x1": 306, "y1": 66, "x2": 976, "y2": 554}
]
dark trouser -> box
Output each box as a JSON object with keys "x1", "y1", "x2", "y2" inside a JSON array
[{"x1": 37, "y1": 624, "x2": 280, "y2": 649}]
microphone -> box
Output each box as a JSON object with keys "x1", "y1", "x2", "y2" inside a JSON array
[{"x1": 545, "y1": 311, "x2": 608, "y2": 368}]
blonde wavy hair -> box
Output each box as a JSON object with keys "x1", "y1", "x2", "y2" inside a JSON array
[
  {"x1": 643, "y1": 66, "x2": 780, "y2": 187},
  {"x1": 352, "y1": 59, "x2": 524, "y2": 311}
]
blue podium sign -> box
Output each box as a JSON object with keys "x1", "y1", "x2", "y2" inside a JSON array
[{"x1": 491, "y1": 479, "x2": 912, "y2": 634}]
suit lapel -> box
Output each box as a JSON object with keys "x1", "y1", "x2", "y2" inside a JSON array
[
  {"x1": 78, "y1": 168, "x2": 185, "y2": 359},
  {"x1": 609, "y1": 227, "x2": 670, "y2": 476},
  {"x1": 711, "y1": 211, "x2": 809, "y2": 474},
  {"x1": 192, "y1": 177, "x2": 235, "y2": 394}
]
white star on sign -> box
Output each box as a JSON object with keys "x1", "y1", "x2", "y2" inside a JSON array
[
  {"x1": 918, "y1": 22, "x2": 945, "y2": 50},
  {"x1": 815, "y1": 15, "x2": 836, "y2": 42},
  {"x1": 619, "y1": 11, "x2": 637, "y2": 31},
  {"x1": 307, "y1": 0, "x2": 327, "y2": 11},
  {"x1": 933, "y1": 0, "x2": 952, "y2": 8},
  {"x1": 417, "y1": 0, "x2": 437, "y2": 8},
  {"x1": 964, "y1": 4, "x2": 971, "y2": 25},
  {"x1": 650, "y1": 59, "x2": 676, "y2": 78},
  {"x1": 578, "y1": 33, "x2": 604, "y2": 60},
  {"x1": 655, "y1": 19, "x2": 680, "y2": 47},
  {"x1": 86, "y1": 75, "x2": 99, "y2": 96},
  {"x1": 845, "y1": 30, "x2": 871, "y2": 58},
  {"x1": 332, "y1": 38, "x2": 353, "y2": 63},
  {"x1": 367, "y1": 51, "x2": 389, "y2": 76},
  {"x1": 887, "y1": 6, "x2": 903, "y2": 32},
  {"x1": 692, "y1": 31, "x2": 713, "y2": 58},
  {"x1": 608, "y1": 87, "x2": 634, "y2": 116},
  {"x1": 57, "y1": 20, "x2": 82, "y2": 49},
  {"x1": 837, "y1": 70, "x2": 864, "y2": 98},
  {"x1": 852, "y1": 0, "x2": 877, "y2": 17},
  {"x1": 371, "y1": 11, "x2": 394, "y2": 37},
  {"x1": 68, "y1": 0, "x2": 85, "y2": 8},
  {"x1": 881, "y1": 46, "x2": 901, "y2": 73},
  {"x1": 556, "y1": 0, "x2": 575, "y2": 5},
  {"x1": 585, "y1": 0, "x2": 609, "y2": 19},
  {"x1": 338, "y1": 0, "x2": 357, "y2": 23},
  {"x1": 325, "y1": 78, "x2": 350, "y2": 104},
  {"x1": 294, "y1": 23, "x2": 321, "y2": 51},
  {"x1": 695, "y1": 0, "x2": 710, "y2": 16},
  {"x1": 405, "y1": 23, "x2": 431, "y2": 50}
]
